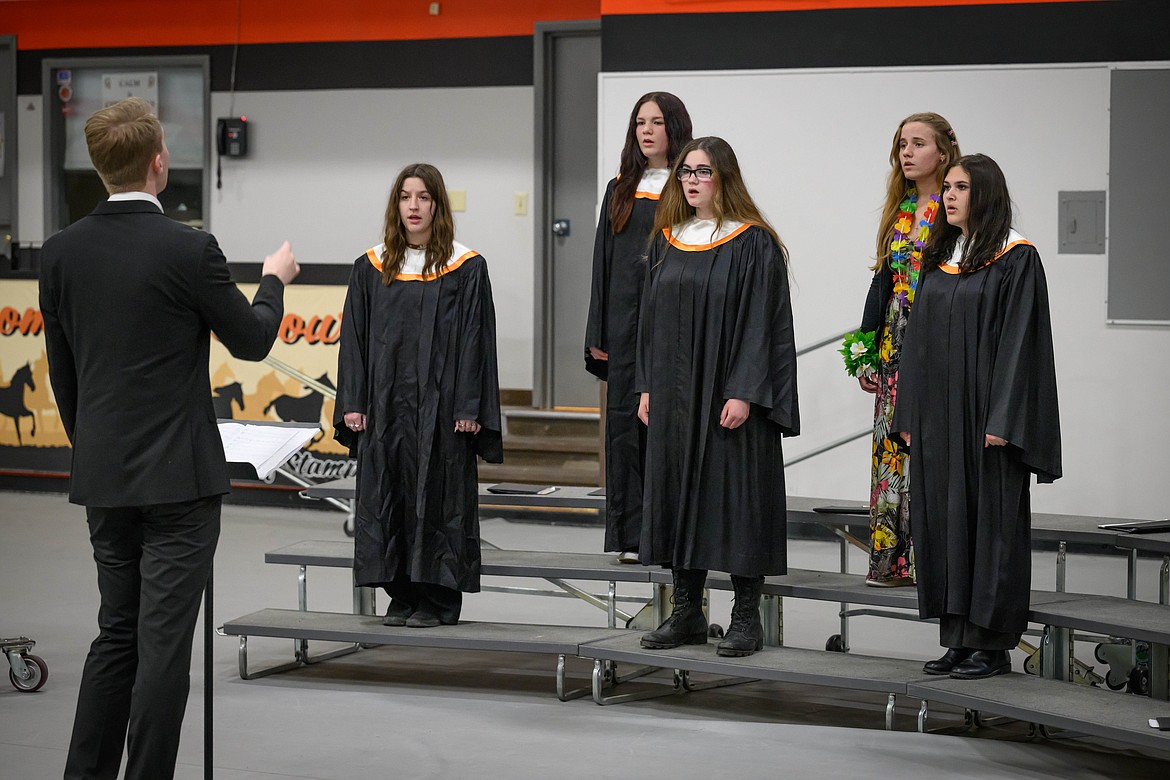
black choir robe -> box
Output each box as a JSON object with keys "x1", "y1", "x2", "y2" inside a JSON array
[
  {"x1": 585, "y1": 174, "x2": 661, "y2": 552},
  {"x1": 636, "y1": 222, "x2": 799, "y2": 576},
  {"x1": 893, "y1": 237, "x2": 1061, "y2": 635},
  {"x1": 335, "y1": 242, "x2": 503, "y2": 593}
]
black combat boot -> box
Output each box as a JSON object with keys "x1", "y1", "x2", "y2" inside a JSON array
[
  {"x1": 640, "y1": 568, "x2": 708, "y2": 649},
  {"x1": 717, "y1": 575, "x2": 765, "y2": 657}
]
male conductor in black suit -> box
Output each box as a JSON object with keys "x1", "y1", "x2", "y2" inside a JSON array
[{"x1": 40, "y1": 97, "x2": 300, "y2": 779}]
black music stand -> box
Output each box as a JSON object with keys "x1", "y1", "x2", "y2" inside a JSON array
[{"x1": 209, "y1": 420, "x2": 318, "y2": 780}]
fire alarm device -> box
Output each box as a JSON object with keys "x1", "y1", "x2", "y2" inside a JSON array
[{"x1": 217, "y1": 116, "x2": 248, "y2": 157}]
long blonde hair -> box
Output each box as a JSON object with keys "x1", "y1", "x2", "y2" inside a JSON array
[
  {"x1": 380, "y1": 163, "x2": 455, "y2": 285},
  {"x1": 872, "y1": 112, "x2": 960, "y2": 270},
  {"x1": 653, "y1": 136, "x2": 787, "y2": 264}
]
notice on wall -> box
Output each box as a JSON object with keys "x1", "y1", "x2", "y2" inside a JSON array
[{"x1": 102, "y1": 72, "x2": 159, "y2": 115}]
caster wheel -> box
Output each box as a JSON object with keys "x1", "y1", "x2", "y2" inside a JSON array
[
  {"x1": 825, "y1": 634, "x2": 846, "y2": 652},
  {"x1": 9, "y1": 654, "x2": 48, "y2": 692},
  {"x1": 342, "y1": 518, "x2": 355, "y2": 538},
  {"x1": 1094, "y1": 642, "x2": 1135, "y2": 690},
  {"x1": 1104, "y1": 674, "x2": 1128, "y2": 691},
  {"x1": 1127, "y1": 666, "x2": 1151, "y2": 697},
  {"x1": 708, "y1": 624, "x2": 724, "y2": 639}
]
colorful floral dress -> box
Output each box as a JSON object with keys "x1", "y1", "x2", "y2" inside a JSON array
[{"x1": 867, "y1": 190, "x2": 938, "y2": 585}]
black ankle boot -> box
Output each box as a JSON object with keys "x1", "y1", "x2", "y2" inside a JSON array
[
  {"x1": 923, "y1": 647, "x2": 973, "y2": 675},
  {"x1": 949, "y1": 649, "x2": 1011, "y2": 679},
  {"x1": 717, "y1": 575, "x2": 765, "y2": 657},
  {"x1": 641, "y1": 569, "x2": 708, "y2": 649}
]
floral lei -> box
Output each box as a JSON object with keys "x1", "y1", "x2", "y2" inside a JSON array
[
  {"x1": 840, "y1": 188, "x2": 939, "y2": 378},
  {"x1": 889, "y1": 188, "x2": 940, "y2": 308}
]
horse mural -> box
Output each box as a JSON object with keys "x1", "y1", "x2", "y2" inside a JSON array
[
  {"x1": 264, "y1": 373, "x2": 334, "y2": 442},
  {"x1": 211, "y1": 381, "x2": 245, "y2": 420},
  {"x1": 0, "y1": 363, "x2": 37, "y2": 446}
]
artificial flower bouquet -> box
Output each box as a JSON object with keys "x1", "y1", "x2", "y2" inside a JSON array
[{"x1": 840, "y1": 329, "x2": 878, "y2": 379}]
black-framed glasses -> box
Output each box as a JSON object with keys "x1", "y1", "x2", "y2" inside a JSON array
[{"x1": 676, "y1": 166, "x2": 714, "y2": 182}]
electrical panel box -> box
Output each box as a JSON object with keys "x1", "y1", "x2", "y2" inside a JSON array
[{"x1": 1058, "y1": 190, "x2": 1105, "y2": 254}]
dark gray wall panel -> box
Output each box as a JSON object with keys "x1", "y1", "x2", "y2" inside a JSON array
[{"x1": 1108, "y1": 69, "x2": 1170, "y2": 324}]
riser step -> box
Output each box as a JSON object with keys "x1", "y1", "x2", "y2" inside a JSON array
[
  {"x1": 503, "y1": 435, "x2": 598, "y2": 455},
  {"x1": 506, "y1": 417, "x2": 600, "y2": 439},
  {"x1": 492, "y1": 452, "x2": 598, "y2": 469},
  {"x1": 479, "y1": 463, "x2": 599, "y2": 487}
]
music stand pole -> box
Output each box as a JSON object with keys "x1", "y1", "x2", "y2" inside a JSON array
[{"x1": 205, "y1": 567, "x2": 213, "y2": 780}]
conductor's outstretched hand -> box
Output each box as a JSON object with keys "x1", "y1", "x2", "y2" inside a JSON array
[{"x1": 262, "y1": 240, "x2": 300, "y2": 285}]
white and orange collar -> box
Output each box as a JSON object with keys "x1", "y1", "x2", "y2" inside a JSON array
[
  {"x1": 666, "y1": 217, "x2": 749, "y2": 251},
  {"x1": 635, "y1": 168, "x2": 669, "y2": 199},
  {"x1": 365, "y1": 239, "x2": 479, "y2": 281}
]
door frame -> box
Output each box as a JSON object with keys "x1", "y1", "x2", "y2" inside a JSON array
[
  {"x1": 533, "y1": 20, "x2": 601, "y2": 409},
  {"x1": 0, "y1": 35, "x2": 17, "y2": 259}
]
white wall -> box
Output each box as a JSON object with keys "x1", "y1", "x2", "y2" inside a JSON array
[{"x1": 599, "y1": 63, "x2": 1170, "y2": 519}]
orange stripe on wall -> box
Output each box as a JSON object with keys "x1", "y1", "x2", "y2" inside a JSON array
[
  {"x1": 1, "y1": 0, "x2": 600, "y2": 50},
  {"x1": 600, "y1": 0, "x2": 1100, "y2": 14}
]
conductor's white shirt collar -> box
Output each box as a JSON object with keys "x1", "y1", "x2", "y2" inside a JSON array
[{"x1": 108, "y1": 191, "x2": 163, "y2": 212}]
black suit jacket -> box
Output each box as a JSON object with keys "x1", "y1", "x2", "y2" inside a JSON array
[{"x1": 39, "y1": 198, "x2": 285, "y2": 507}]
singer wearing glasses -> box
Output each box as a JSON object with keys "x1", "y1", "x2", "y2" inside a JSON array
[{"x1": 635, "y1": 137, "x2": 799, "y2": 658}]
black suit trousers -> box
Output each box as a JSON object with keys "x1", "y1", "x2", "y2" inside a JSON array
[{"x1": 64, "y1": 495, "x2": 221, "y2": 780}]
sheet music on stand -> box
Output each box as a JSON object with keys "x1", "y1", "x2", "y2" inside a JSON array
[{"x1": 217, "y1": 420, "x2": 319, "y2": 480}]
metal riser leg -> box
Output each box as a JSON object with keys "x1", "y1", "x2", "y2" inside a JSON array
[
  {"x1": 1041, "y1": 625, "x2": 1072, "y2": 682},
  {"x1": 761, "y1": 594, "x2": 783, "y2": 646},
  {"x1": 555, "y1": 654, "x2": 592, "y2": 701}
]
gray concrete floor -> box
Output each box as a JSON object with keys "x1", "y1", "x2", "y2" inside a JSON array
[{"x1": 1, "y1": 490, "x2": 1168, "y2": 779}]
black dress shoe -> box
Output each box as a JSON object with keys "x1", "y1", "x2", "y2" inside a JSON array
[
  {"x1": 405, "y1": 610, "x2": 442, "y2": 628},
  {"x1": 949, "y1": 650, "x2": 1011, "y2": 679},
  {"x1": 923, "y1": 647, "x2": 973, "y2": 675},
  {"x1": 382, "y1": 600, "x2": 413, "y2": 627}
]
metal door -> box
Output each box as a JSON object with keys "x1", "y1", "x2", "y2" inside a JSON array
[
  {"x1": 0, "y1": 36, "x2": 16, "y2": 261},
  {"x1": 534, "y1": 22, "x2": 600, "y2": 408}
]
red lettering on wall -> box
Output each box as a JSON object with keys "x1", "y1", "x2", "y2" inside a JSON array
[
  {"x1": 278, "y1": 313, "x2": 342, "y2": 345},
  {"x1": 279, "y1": 314, "x2": 305, "y2": 344},
  {"x1": 0, "y1": 307, "x2": 44, "y2": 336}
]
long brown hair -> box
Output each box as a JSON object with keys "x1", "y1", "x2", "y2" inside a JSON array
[
  {"x1": 653, "y1": 136, "x2": 787, "y2": 264},
  {"x1": 609, "y1": 92, "x2": 692, "y2": 234},
  {"x1": 380, "y1": 163, "x2": 455, "y2": 285},
  {"x1": 923, "y1": 154, "x2": 1013, "y2": 273},
  {"x1": 872, "y1": 112, "x2": 960, "y2": 270}
]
